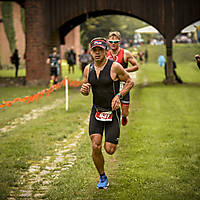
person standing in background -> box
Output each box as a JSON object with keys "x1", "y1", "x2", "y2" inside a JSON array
[
  {"x1": 144, "y1": 49, "x2": 148, "y2": 63},
  {"x1": 11, "y1": 49, "x2": 20, "y2": 77},
  {"x1": 79, "y1": 49, "x2": 91, "y2": 78},
  {"x1": 66, "y1": 47, "x2": 76, "y2": 74},
  {"x1": 158, "y1": 55, "x2": 166, "y2": 67}
]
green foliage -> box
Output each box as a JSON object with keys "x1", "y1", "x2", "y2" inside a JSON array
[
  {"x1": 81, "y1": 15, "x2": 147, "y2": 48},
  {"x1": 20, "y1": 7, "x2": 25, "y2": 33},
  {"x1": 1, "y1": 2, "x2": 16, "y2": 53}
]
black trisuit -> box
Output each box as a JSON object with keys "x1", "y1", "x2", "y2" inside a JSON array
[
  {"x1": 88, "y1": 59, "x2": 121, "y2": 144},
  {"x1": 48, "y1": 54, "x2": 60, "y2": 76}
]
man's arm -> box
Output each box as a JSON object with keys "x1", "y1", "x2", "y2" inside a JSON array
[
  {"x1": 111, "y1": 62, "x2": 134, "y2": 110},
  {"x1": 115, "y1": 63, "x2": 134, "y2": 97},
  {"x1": 80, "y1": 65, "x2": 91, "y2": 96},
  {"x1": 124, "y1": 49, "x2": 139, "y2": 72}
]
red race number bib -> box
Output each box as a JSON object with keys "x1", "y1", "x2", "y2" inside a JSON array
[{"x1": 95, "y1": 111, "x2": 112, "y2": 121}]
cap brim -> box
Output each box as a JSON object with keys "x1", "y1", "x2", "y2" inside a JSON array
[{"x1": 91, "y1": 44, "x2": 106, "y2": 49}]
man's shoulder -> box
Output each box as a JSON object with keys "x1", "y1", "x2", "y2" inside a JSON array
[
  {"x1": 123, "y1": 48, "x2": 132, "y2": 55},
  {"x1": 111, "y1": 60, "x2": 122, "y2": 70}
]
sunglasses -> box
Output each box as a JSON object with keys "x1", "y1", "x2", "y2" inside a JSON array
[{"x1": 108, "y1": 40, "x2": 120, "y2": 44}]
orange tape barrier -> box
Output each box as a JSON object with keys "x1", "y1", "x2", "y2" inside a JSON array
[{"x1": 0, "y1": 79, "x2": 83, "y2": 109}]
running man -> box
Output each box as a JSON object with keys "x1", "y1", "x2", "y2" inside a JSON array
[
  {"x1": 80, "y1": 37, "x2": 134, "y2": 189},
  {"x1": 46, "y1": 47, "x2": 61, "y2": 87},
  {"x1": 107, "y1": 31, "x2": 139, "y2": 126}
]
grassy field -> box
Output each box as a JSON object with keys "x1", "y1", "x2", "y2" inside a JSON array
[{"x1": 0, "y1": 44, "x2": 200, "y2": 199}]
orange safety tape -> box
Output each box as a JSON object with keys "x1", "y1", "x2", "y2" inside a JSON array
[{"x1": 0, "y1": 79, "x2": 83, "y2": 109}]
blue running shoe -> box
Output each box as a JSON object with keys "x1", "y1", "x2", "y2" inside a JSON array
[{"x1": 97, "y1": 175, "x2": 109, "y2": 189}]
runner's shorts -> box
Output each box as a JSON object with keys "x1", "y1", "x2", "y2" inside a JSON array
[
  {"x1": 89, "y1": 106, "x2": 121, "y2": 144},
  {"x1": 50, "y1": 67, "x2": 58, "y2": 76}
]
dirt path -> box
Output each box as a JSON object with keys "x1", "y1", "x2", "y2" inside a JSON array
[
  {"x1": 7, "y1": 116, "x2": 88, "y2": 199},
  {"x1": 0, "y1": 98, "x2": 64, "y2": 134}
]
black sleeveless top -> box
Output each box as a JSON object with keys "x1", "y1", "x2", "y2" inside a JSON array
[{"x1": 88, "y1": 59, "x2": 120, "y2": 111}]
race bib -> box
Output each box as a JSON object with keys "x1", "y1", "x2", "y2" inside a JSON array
[
  {"x1": 95, "y1": 111, "x2": 112, "y2": 121},
  {"x1": 120, "y1": 81, "x2": 125, "y2": 92}
]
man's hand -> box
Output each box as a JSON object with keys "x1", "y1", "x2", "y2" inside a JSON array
[
  {"x1": 80, "y1": 83, "x2": 91, "y2": 95},
  {"x1": 112, "y1": 95, "x2": 121, "y2": 110}
]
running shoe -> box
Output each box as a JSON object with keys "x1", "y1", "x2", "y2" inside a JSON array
[
  {"x1": 97, "y1": 175, "x2": 109, "y2": 189},
  {"x1": 122, "y1": 116, "x2": 128, "y2": 126}
]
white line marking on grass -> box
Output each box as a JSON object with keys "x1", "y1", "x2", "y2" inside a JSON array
[{"x1": 0, "y1": 99, "x2": 64, "y2": 134}]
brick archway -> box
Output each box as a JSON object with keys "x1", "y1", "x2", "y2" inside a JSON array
[{"x1": 12, "y1": 0, "x2": 200, "y2": 84}]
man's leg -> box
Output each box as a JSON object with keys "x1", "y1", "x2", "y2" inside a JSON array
[
  {"x1": 104, "y1": 142, "x2": 117, "y2": 155},
  {"x1": 121, "y1": 104, "x2": 129, "y2": 126},
  {"x1": 90, "y1": 134, "x2": 109, "y2": 189},
  {"x1": 15, "y1": 64, "x2": 19, "y2": 77},
  {"x1": 90, "y1": 134, "x2": 104, "y2": 175},
  {"x1": 49, "y1": 75, "x2": 54, "y2": 87}
]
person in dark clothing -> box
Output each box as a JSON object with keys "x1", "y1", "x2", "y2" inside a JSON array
[
  {"x1": 80, "y1": 37, "x2": 134, "y2": 189},
  {"x1": 11, "y1": 49, "x2": 20, "y2": 77},
  {"x1": 46, "y1": 47, "x2": 61, "y2": 87},
  {"x1": 66, "y1": 47, "x2": 76, "y2": 73},
  {"x1": 137, "y1": 50, "x2": 144, "y2": 64},
  {"x1": 164, "y1": 61, "x2": 183, "y2": 83},
  {"x1": 79, "y1": 48, "x2": 91, "y2": 78},
  {"x1": 144, "y1": 49, "x2": 148, "y2": 63}
]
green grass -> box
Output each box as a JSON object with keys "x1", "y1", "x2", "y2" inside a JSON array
[
  {"x1": 134, "y1": 43, "x2": 200, "y2": 63},
  {"x1": 0, "y1": 68, "x2": 25, "y2": 77},
  {"x1": 0, "y1": 64, "x2": 82, "y2": 79},
  {"x1": 44, "y1": 62, "x2": 200, "y2": 200},
  {"x1": 0, "y1": 44, "x2": 200, "y2": 199}
]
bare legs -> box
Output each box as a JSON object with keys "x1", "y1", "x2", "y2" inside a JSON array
[
  {"x1": 121, "y1": 104, "x2": 129, "y2": 117},
  {"x1": 90, "y1": 134, "x2": 117, "y2": 175}
]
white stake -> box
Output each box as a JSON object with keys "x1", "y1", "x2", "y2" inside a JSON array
[{"x1": 65, "y1": 77, "x2": 68, "y2": 111}]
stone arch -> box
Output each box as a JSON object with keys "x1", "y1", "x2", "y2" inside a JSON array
[
  {"x1": 10, "y1": 0, "x2": 200, "y2": 85},
  {"x1": 58, "y1": 10, "x2": 165, "y2": 45}
]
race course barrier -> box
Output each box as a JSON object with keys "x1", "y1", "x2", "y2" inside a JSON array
[{"x1": 0, "y1": 79, "x2": 83, "y2": 109}]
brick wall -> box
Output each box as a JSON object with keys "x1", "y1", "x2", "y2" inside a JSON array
[{"x1": 25, "y1": 0, "x2": 50, "y2": 85}]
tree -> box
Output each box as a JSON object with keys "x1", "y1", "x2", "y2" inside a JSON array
[{"x1": 80, "y1": 14, "x2": 147, "y2": 48}]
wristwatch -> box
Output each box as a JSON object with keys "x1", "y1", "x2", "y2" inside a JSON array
[{"x1": 116, "y1": 93, "x2": 123, "y2": 99}]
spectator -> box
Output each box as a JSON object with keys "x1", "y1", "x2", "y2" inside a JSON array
[
  {"x1": 10, "y1": 49, "x2": 20, "y2": 77},
  {"x1": 79, "y1": 49, "x2": 91, "y2": 78},
  {"x1": 158, "y1": 55, "x2": 166, "y2": 67},
  {"x1": 66, "y1": 47, "x2": 76, "y2": 73},
  {"x1": 137, "y1": 50, "x2": 144, "y2": 64},
  {"x1": 144, "y1": 49, "x2": 148, "y2": 63}
]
